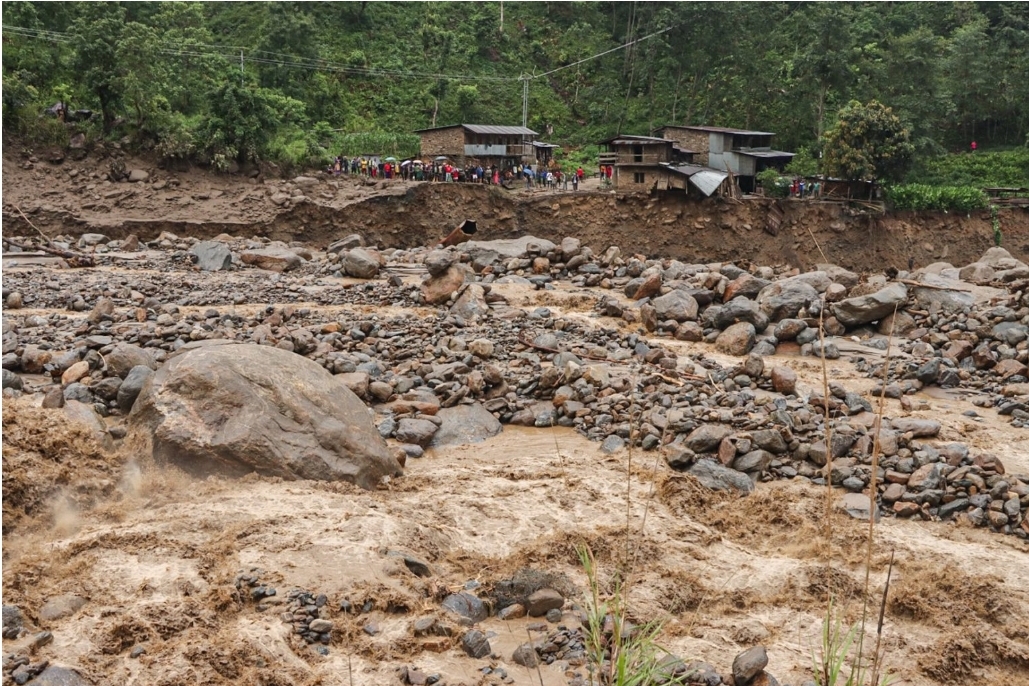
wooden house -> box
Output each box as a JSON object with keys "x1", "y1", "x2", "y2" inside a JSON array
[
  {"x1": 414, "y1": 124, "x2": 537, "y2": 166},
  {"x1": 656, "y1": 125, "x2": 794, "y2": 192}
]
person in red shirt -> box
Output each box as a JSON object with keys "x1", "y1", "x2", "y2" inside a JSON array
[{"x1": 971, "y1": 140, "x2": 977, "y2": 152}]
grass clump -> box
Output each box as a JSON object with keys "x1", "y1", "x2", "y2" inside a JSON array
[{"x1": 578, "y1": 545, "x2": 669, "y2": 686}]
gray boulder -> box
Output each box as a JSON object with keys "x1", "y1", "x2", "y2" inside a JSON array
[
  {"x1": 687, "y1": 459, "x2": 754, "y2": 494},
  {"x1": 395, "y1": 418, "x2": 439, "y2": 447},
  {"x1": 424, "y1": 250, "x2": 456, "y2": 277},
  {"x1": 190, "y1": 241, "x2": 233, "y2": 271},
  {"x1": 685, "y1": 423, "x2": 733, "y2": 453},
  {"x1": 832, "y1": 282, "x2": 908, "y2": 327},
  {"x1": 757, "y1": 279, "x2": 819, "y2": 321},
  {"x1": 105, "y1": 343, "x2": 156, "y2": 379},
  {"x1": 651, "y1": 290, "x2": 698, "y2": 322},
  {"x1": 117, "y1": 365, "x2": 154, "y2": 412},
  {"x1": 910, "y1": 275, "x2": 974, "y2": 312},
  {"x1": 733, "y1": 449, "x2": 773, "y2": 473},
  {"x1": 732, "y1": 646, "x2": 769, "y2": 685},
  {"x1": 343, "y1": 248, "x2": 380, "y2": 279},
  {"x1": 129, "y1": 344, "x2": 403, "y2": 489},
  {"x1": 431, "y1": 403, "x2": 503, "y2": 448},
  {"x1": 2, "y1": 369, "x2": 22, "y2": 390},
  {"x1": 450, "y1": 284, "x2": 490, "y2": 321}
]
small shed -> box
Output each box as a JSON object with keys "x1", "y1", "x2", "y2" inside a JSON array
[{"x1": 532, "y1": 141, "x2": 561, "y2": 167}]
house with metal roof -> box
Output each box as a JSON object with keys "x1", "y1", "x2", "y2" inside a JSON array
[
  {"x1": 414, "y1": 124, "x2": 538, "y2": 166},
  {"x1": 597, "y1": 134, "x2": 697, "y2": 191},
  {"x1": 655, "y1": 125, "x2": 794, "y2": 192}
]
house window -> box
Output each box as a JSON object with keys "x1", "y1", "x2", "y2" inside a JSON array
[
  {"x1": 634, "y1": 172, "x2": 645, "y2": 184},
  {"x1": 633, "y1": 145, "x2": 643, "y2": 163}
]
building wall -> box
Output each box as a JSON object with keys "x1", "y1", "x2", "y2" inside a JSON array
[
  {"x1": 613, "y1": 164, "x2": 664, "y2": 190},
  {"x1": 418, "y1": 127, "x2": 465, "y2": 157},
  {"x1": 610, "y1": 143, "x2": 672, "y2": 165},
  {"x1": 661, "y1": 128, "x2": 710, "y2": 165}
]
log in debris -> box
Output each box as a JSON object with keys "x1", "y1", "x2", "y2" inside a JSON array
[{"x1": 3, "y1": 205, "x2": 95, "y2": 267}]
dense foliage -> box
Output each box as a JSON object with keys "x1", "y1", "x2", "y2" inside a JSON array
[
  {"x1": 906, "y1": 148, "x2": 1029, "y2": 187},
  {"x1": 822, "y1": 100, "x2": 914, "y2": 182},
  {"x1": 883, "y1": 184, "x2": 989, "y2": 212},
  {"x1": 3, "y1": 2, "x2": 1028, "y2": 173}
]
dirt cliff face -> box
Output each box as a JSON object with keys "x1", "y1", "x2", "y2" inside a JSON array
[{"x1": 4, "y1": 147, "x2": 1028, "y2": 272}]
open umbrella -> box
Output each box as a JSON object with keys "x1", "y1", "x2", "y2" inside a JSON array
[
  {"x1": 400, "y1": 159, "x2": 412, "y2": 167},
  {"x1": 384, "y1": 156, "x2": 398, "y2": 162},
  {"x1": 434, "y1": 156, "x2": 448, "y2": 161}
]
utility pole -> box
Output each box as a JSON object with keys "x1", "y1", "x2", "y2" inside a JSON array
[{"x1": 521, "y1": 76, "x2": 528, "y2": 129}]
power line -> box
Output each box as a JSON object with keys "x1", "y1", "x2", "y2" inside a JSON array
[{"x1": 531, "y1": 24, "x2": 677, "y2": 80}]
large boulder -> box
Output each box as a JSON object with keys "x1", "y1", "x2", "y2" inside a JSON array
[
  {"x1": 343, "y1": 248, "x2": 380, "y2": 279},
  {"x1": 757, "y1": 279, "x2": 819, "y2": 321},
  {"x1": 450, "y1": 284, "x2": 490, "y2": 321},
  {"x1": 687, "y1": 459, "x2": 754, "y2": 494},
  {"x1": 909, "y1": 275, "x2": 974, "y2": 312},
  {"x1": 464, "y1": 236, "x2": 556, "y2": 261},
  {"x1": 430, "y1": 403, "x2": 503, "y2": 448},
  {"x1": 722, "y1": 274, "x2": 770, "y2": 302},
  {"x1": 129, "y1": 344, "x2": 403, "y2": 489},
  {"x1": 190, "y1": 241, "x2": 233, "y2": 272},
  {"x1": 716, "y1": 322, "x2": 756, "y2": 356},
  {"x1": 651, "y1": 290, "x2": 699, "y2": 322},
  {"x1": 241, "y1": 245, "x2": 303, "y2": 272},
  {"x1": 105, "y1": 343, "x2": 156, "y2": 379},
  {"x1": 422, "y1": 265, "x2": 466, "y2": 305},
  {"x1": 117, "y1": 365, "x2": 153, "y2": 412},
  {"x1": 832, "y1": 282, "x2": 907, "y2": 327}
]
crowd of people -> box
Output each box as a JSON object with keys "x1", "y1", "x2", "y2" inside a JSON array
[{"x1": 326, "y1": 155, "x2": 590, "y2": 191}]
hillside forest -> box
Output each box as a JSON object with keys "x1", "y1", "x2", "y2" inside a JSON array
[{"x1": 2, "y1": 1, "x2": 1028, "y2": 184}]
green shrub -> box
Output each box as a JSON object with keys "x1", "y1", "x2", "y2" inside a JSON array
[
  {"x1": 883, "y1": 184, "x2": 988, "y2": 212},
  {"x1": 786, "y1": 146, "x2": 820, "y2": 177},
  {"x1": 757, "y1": 168, "x2": 790, "y2": 198}
]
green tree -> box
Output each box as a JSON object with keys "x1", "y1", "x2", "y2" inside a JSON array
[
  {"x1": 197, "y1": 80, "x2": 307, "y2": 166},
  {"x1": 822, "y1": 100, "x2": 913, "y2": 182},
  {"x1": 69, "y1": 2, "x2": 126, "y2": 132}
]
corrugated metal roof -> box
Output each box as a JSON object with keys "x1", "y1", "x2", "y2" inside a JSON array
[
  {"x1": 690, "y1": 170, "x2": 729, "y2": 196},
  {"x1": 681, "y1": 125, "x2": 776, "y2": 136},
  {"x1": 532, "y1": 141, "x2": 561, "y2": 149},
  {"x1": 413, "y1": 124, "x2": 538, "y2": 135},
  {"x1": 736, "y1": 149, "x2": 796, "y2": 159},
  {"x1": 602, "y1": 134, "x2": 672, "y2": 146},
  {"x1": 463, "y1": 124, "x2": 537, "y2": 135},
  {"x1": 664, "y1": 164, "x2": 728, "y2": 196}
]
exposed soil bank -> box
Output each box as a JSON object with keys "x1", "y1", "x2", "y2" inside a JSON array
[{"x1": 4, "y1": 148, "x2": 1028, "y2": 273}]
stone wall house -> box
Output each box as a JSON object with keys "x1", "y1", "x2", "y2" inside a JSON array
[{"x1": 655, "y1": 126, "x2": 712, "y2": 165}]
